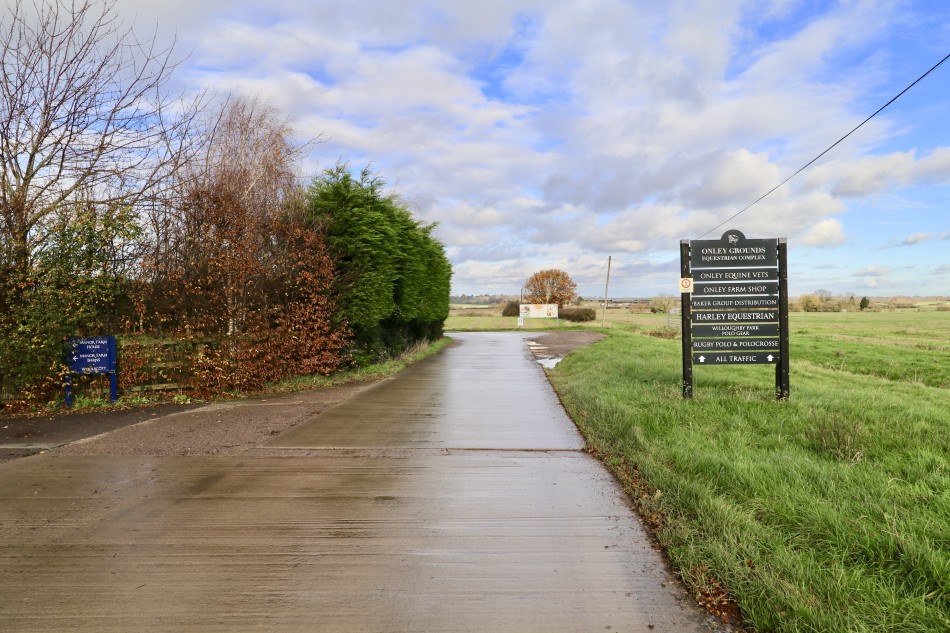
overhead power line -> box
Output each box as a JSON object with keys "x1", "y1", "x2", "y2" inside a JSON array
[{"x1": 647, "y1": 50, "x2": 950, "y2": 262}]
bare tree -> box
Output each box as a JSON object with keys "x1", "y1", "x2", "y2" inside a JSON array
[
  {"x1": 0, "y1": 0, "x2": 203, "y2": 275},
  {"x1": 142, "y1": 96, "x2": 310, "y2": 336},
  {"x1": 190, "y1": 96, "x2": 305, "y2": 336},
  {"x1": 190, "y1": 95, "x2": 304, "y2": 218}
]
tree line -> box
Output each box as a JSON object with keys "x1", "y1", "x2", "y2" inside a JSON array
[{"x1": 0, "y1": 0, "x2": 451, "y2": 405}]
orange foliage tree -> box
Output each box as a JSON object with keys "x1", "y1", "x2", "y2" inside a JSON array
[{"x1": 523, "y1": 269, "x2": 578, "y2": 307}]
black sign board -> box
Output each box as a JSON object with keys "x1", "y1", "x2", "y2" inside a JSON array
[
  {"x1": 693, "y1": 352, "x2": 780, "y2": 365},
  {"x1": 693, "y1": 269, "x2": 778, "y2": 282},
  {"x1": 692, "y1": 322, "x2": 780, "y2": 338},
  {"x1": 690, "y1": 233, "x2": 777, "y2": 268},
  {"x1": 692, "y1": 310, "x2": 778, "y2": 322},
  {"x1": 691, "y1": 282, "x2": 779, "y2": 296},
  {"x1": 691, "y1": 297, "x2": 779, "y2": 310},
  {"x1": 693, "y1": 338, "x2": 780, "y2": 352},
  {"x1": 680, "y1": 230, "x2": 790, "y2": 399},
  {"x1": 65, "y1": 336, "x2": 118, "y2": 406}
]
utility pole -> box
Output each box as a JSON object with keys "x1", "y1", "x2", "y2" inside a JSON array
[{"x1": 602, "y1": 255, "x2": 612, "y2": 327}]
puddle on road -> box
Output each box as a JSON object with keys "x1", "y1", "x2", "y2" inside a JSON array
[{"x1": 528, "y1": 339, "x2": 562, "y2": 369}]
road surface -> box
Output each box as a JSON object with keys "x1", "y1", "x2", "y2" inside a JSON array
[{"x1": 0, "y1": 332, "x2": 719, "y2": 632}]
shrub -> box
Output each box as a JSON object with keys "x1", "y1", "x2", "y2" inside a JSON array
[
  {"x1": 560, "y1": 307, "x2": 596, "y2": 322},
  {"x1": 797, "y1": 294, "x2": 822, "y2": 312},
  {"x1": 502, "y1": 300, "x2": 520, "y2": 317},
  {"x1": 649, "y1": 295, "x2": 676, "y2": 313}
]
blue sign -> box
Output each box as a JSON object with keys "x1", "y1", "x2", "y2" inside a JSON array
[
  {"x1": 68, "y1": 337, "x2": 117, "y2": 374},
  {"x1": 65, "y1": 336, "x2": 118, "y2": 406}
]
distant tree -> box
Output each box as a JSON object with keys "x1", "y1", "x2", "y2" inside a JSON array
[
  {"x1": 649, "y1": 295, "x2": 675, "y2": 314},
  {"x1": 523, "y1": 269, "x2": 577, "y2": 307},
  {"x1": 860, "y1": 296, "x2": 870, "y2": 311},
  {"x1": 798, "y1": 294, "x2": 822, "y2": 312},
  {"x1": 821, "y1": 299, "x2": 842, "y2": 313}
]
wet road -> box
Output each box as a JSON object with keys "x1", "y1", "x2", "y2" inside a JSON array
[{"x1": 0, "y1": 332, "x2": 717, "y2": 632}]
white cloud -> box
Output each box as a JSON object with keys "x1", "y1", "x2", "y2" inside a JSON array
[
  {"x1": 903, "y1": 232, "x2": 933, "y2": 245},
  {"x1": 877, "y1": 230, "x2": 950, "y2": 249},
  {"x1": 852, "y1": 266, "x2": 891, "y2": 278},
  {"x1": 681, "y1": 150, "x2": 781, "y2": 209},
  {"x1": 818, "y1": 148, "x2": 950, "y2": 197},
  {"x1": 86, "y1": 0, "x2": 950, "y2": 295},
  {"x1": 803, "y1": 218, "x2": 847, "y2": 247}
]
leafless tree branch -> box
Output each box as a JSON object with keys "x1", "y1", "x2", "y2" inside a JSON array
[{"x1": 0, "y1": 0, "x2": 207, "y2": 273}]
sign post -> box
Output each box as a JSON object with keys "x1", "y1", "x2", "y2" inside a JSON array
[
  {"x1": 681, "y1": 230, "x2": 790, "y2": 399},
  {"x1": 680, "y1": 241, "x2": 693, "y2": 398},
  {"x1": 65, "y1": 336, "x2": 118, "y2": 406},
  {"x1": 776, "y1": 239, "x2": 790, "y2": 399}
]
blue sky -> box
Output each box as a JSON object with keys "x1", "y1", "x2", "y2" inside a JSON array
[{"x1": 113, "y1": 0, "x2": 949, "y2": 297}]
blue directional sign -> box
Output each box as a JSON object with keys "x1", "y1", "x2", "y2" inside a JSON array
[
  {"x1": 65, "y1": 336, "x2": 118, "y2": 405},
  {"x1": 68, "y1": 337, "x2": 117, "y2": 374}
]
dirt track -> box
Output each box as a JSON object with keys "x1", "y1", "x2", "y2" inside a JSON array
[{"x1": 527, "y1": 329, "x2": 604, "y2": 359}]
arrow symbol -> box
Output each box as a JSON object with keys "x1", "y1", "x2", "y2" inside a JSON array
[
  {"x1": 698, "y1": 355, "x2": 706, "y2": 363},
  {"x1": 767, "y1": 355, "x2": 774, "y2": 362}
]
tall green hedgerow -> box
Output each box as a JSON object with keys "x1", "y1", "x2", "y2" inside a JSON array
[{"x1": 306, "y1": 163, "x2": 451, "y2": 363}]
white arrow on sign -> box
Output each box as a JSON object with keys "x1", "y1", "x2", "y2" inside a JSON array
[
  {"x1": 698, "y1": 355, "x2": 706, "y2": 363},
  {"x1": 767, "y1": 355, "x2": 774, "y2": 362}
]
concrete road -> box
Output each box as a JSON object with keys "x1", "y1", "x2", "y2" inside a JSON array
[{"x1": 0, "y1": 332, "x2": 719, "y2": 632}]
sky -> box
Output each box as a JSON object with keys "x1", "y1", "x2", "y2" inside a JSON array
[{"x1": 101, "y1": 1, "x2": 950, "y2": 296}]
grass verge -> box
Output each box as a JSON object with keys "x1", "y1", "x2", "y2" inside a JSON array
[
  {"x1": 547, "y1": 328, "x2": 949, "y2": 632},
  {"x1": 265, "y1": 337, "x2": 454, "y2": 392}
]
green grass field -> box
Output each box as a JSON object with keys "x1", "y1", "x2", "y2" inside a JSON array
[{"x1": 544, "y1": 312, "x2": 949, "y2": 632}]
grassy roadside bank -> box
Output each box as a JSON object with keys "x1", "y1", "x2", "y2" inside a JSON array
[
  {"x1": 267, "y1": 336, "x2": 454, "y2": 392},
  {"x1": 547, "y1": 324, "x2": 949, "y2": 632}
]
